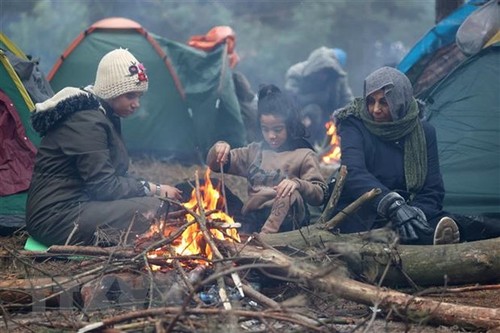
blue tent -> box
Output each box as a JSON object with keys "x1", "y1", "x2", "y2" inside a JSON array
[{"x1": 398, "y1": 0, "x2": 481, "y2": 75}]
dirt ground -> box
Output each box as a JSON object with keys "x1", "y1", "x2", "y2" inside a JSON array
[{"x1": 0, "y1": 160, "x2": 498, "y2": 332}]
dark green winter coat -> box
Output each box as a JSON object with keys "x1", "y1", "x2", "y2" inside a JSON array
[{"x1": 26, "y1": 87, "x2": 160, "y2": 246}]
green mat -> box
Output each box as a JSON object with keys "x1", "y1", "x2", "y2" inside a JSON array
[{"x1": 24, "y1": 236, "x2": 49, "y2": 251}]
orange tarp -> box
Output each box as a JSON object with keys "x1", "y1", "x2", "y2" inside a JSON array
[{"x1": 188, "y1": 26, "x2": 240, "y2": 68}]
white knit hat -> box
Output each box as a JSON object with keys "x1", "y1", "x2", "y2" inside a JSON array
[{"x1": 93, "y1": 48, "x2": 148, "y2": 100}]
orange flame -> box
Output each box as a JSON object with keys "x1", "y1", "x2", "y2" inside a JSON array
[
  {"x1": 321, "y1": 121, "x2": 341, "y2": 164},
  {"x1": 147, "y1": 169, "x2": 240, "y2": 268}
]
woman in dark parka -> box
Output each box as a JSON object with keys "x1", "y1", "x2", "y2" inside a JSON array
[
  {"x1": 26, "y1": 49, "x2": 182, "y2": 246},
  {"x1": 332, "y1": 66, "x2": 460, "y2": 245}
]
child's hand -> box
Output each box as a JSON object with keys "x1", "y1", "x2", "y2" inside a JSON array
[
  {"x1": 160, "y1": 184, "x2": 183, "y2": 200},
  {"x1": 213, "y1": 141, "x2": 230, "y2": 164},
  {"x1": 274, "y1": 179, "x2": 299, "y2": 198}
]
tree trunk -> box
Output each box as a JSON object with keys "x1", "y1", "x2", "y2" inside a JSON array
[
  {"x1": 258, "y1": 228, "x2": 500, "y2": 286},
  {"x1": 435, "y1": 0, "x2": 464, "y2": 23}
]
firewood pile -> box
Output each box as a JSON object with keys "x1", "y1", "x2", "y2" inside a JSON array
[{"x1": 1, "y1": 169, "x2": 499, "y2": 332}]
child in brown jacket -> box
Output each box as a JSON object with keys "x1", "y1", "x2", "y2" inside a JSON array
[{"x1": 206, "y1": 84, "x2": 327, "y2": 234}]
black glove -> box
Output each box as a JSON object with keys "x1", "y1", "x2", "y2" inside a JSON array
[{"x1": 377, "y1": 192, "x2": 433, "y2": 242}]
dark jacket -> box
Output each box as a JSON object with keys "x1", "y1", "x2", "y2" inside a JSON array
[
  {"x1": 285, "y1": 47, "x2": 354, "y2": 145},
  {"x1": 334, "y1": 116, "x2": 445, "y2": 233},
  {"x1": 26, "y1": 88, "x2": 158, "y2": 246},
  {"x1": 285, "y1": 46, "x2": 353, "y2": 115}
]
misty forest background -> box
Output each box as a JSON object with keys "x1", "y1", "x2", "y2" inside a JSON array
[{"x1": 0, "y1": 0, "x2": 446, "y2": 97}]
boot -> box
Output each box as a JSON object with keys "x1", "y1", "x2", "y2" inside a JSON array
[{"x1": 433, "y1": 216, "x2": 460, "y2": 245}]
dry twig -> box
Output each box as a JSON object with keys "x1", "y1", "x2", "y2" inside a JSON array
[
  {"x1": 320, "y1": 188, "x2": 381, "y2": 230},
  {"x1": 317, "y1": 165, "x2": 347, "y2": 224}
]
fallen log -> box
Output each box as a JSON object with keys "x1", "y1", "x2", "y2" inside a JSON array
[
  {"x1": 0, "y1": 273, "x2": 98, "y2": 307},
  {"x1": 258, "y1": 227, "x2": 500, "y2": 286},
  {"x1": 229, "y1": 243, "x2": 500, "y2": 330}
]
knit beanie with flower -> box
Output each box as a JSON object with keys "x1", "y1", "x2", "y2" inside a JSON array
[{"x1": 93, "y1": 48, "x2": 148, "y2": 100}]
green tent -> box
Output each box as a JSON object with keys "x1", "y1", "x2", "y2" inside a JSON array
[
  {"x1": 0, "y1": 33, "x2": 48, "y2": 234},
  {"x1": 398, "y1": 1, "x2": 500, "y2": 216},
  {"x1": 425, "y1": 44, "x2": 500, "y2": 215},
  {"x1": 48, "y1": 17, "x2": 246, "y2": 163}
]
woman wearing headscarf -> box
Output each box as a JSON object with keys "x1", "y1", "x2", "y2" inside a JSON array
[
  {"x1": 331, "y1": 66, "x2": 459, "y2": 245},
  {"x1": 26, "y1": 49, "x2": 182, "y2": 247}
]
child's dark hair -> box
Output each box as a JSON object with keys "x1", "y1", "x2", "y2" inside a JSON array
[{"x1": 257, "y1": 84, "x2": 306, "y2": 140}]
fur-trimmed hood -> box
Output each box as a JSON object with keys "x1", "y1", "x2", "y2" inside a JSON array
[{"x1": 30, "y1": 87, "x2": 101, "y2": 136}]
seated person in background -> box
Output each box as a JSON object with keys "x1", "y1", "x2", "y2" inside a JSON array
[
  {"x1": 331, "y1": 66, "x2": 460, "y2": 245},
  {"x1": 26, "y1": 49, "x2": 182, "y2": 247},
  {"x1": 206, "y1": 84, "x2": 327, "y2": 234},
  {"x1": 285, "y1": 46, "x2": 354, "y2": 146}
]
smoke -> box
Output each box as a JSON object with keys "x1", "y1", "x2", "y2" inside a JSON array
[{"x1": 3, "y1": 1, "x2": 434, "y2": 97}]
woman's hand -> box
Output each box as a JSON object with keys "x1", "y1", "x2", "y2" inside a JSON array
[
  {"x1": 274, "y1": 179, "x2": 300, "y2": 198},
  {"x1": 213, "y1": 141, "x2": 231, "y2": 164}
]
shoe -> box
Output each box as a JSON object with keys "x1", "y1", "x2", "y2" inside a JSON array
[{"x1": 433, "y1": 217, "x2": 460, "y2": 245}]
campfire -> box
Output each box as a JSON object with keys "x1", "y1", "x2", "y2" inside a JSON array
[
  {"x1": 146, "y1": 169, "x2": 240, "y2": 269},
  {"x1": 321, "y1": 120, "x2": 341, "y2": 165}
]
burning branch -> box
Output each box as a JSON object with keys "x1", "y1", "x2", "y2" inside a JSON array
[
  {"x1": 192, "y1": 171, "x2": 232, "y2": 308},
  {"x1": 162, "y1": 170, "x2": 245, "y2": 331},
  {"x1": 141, "y1": 169, "x2": 240, "y2": 272}
]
